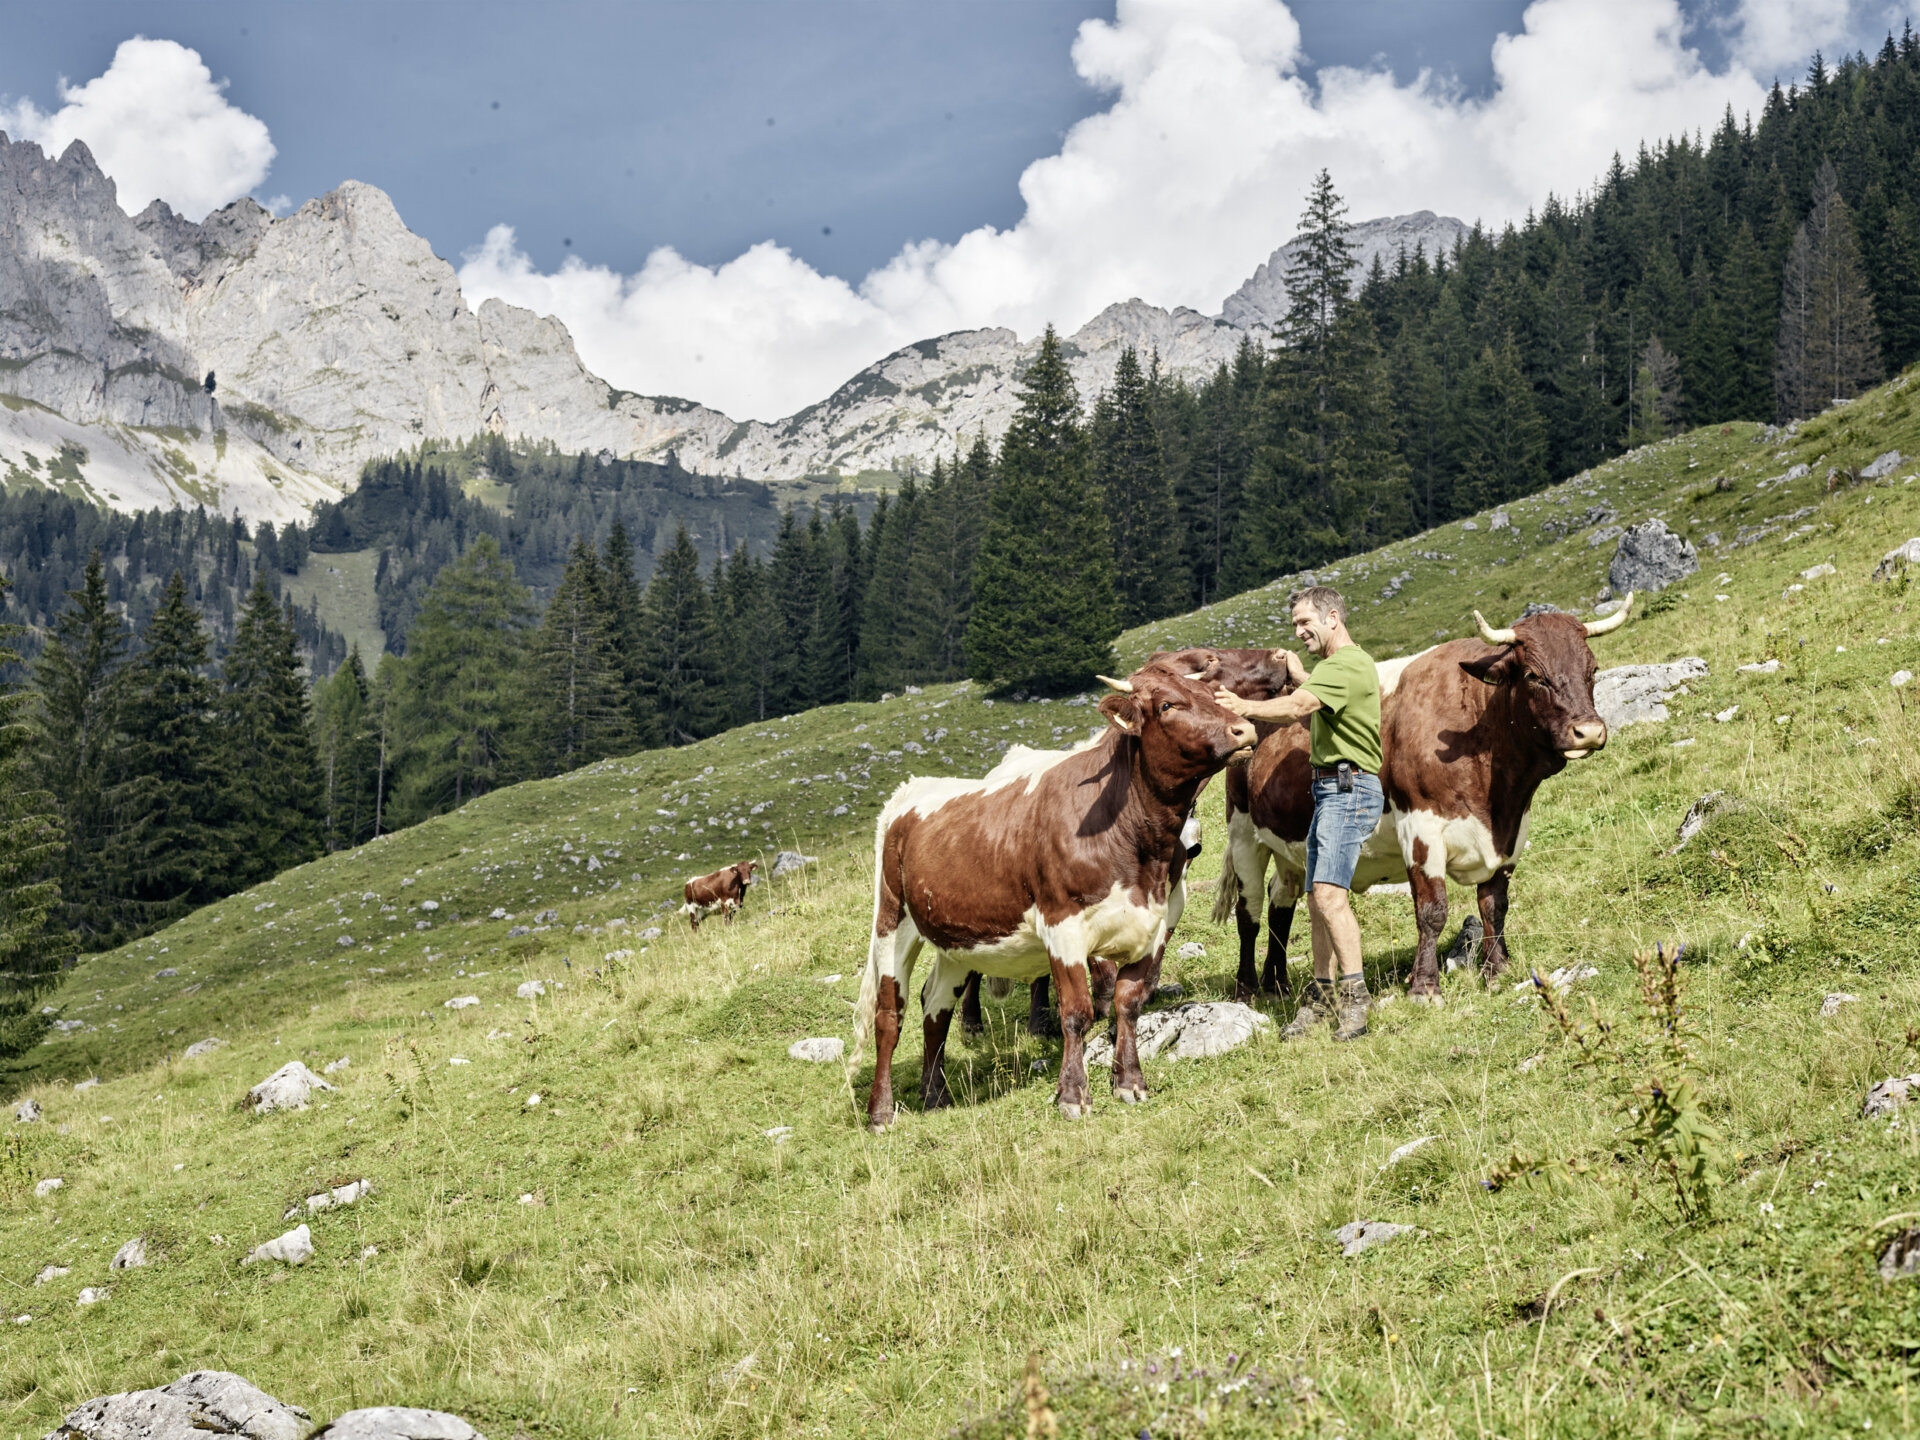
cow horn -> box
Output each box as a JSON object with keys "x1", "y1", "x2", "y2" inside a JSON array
[
  {"x1": 1473, "y1": 610, "x2": 1519, "y2": 646},
  {"x1": 1184, "y1": 671, "x2": 1204, "y2": 681},
  {"x1": 1583, "y1": 592, "x2": 1633, "y2": 636},
  {"x1": 1096, "y1": 674, "x2": 1134, "y2": 693}
]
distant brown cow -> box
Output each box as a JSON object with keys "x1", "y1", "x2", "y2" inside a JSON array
[
  {"x1": 853, "y1": 666, "x2": 1255, "y2": 1129},
  {"x1": 680, "y1": 860, "x2": 757, "y2": 931}
]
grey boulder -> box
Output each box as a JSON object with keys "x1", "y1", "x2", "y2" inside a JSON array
[
  {"x1": 246, "y1": 1062, "x2": 336, "y2": 1114},
  {"x1": 109, "y1": 1237, "x2": 148, "y2": 1270},
  {"x1": 1082, "y1": 1002, "x2": 1270, "y2": 1070},
  {"x1": 787, "y1": 1037, "x2": 844, "y2": 1063},
  {"x1": 1669, "y1": 791, "x2": 1737, "y2": 852},
  {"x1": 310, "y1": 1408, "x2": 486, "y2": 1440},
  {"x1": 1864, "y1": 1075, "x2": 1920, "y2": 1118},
  {"x1": 41, "y1": 1370, "x2": 311, "y2": 1440},
  {"x1": 1872, "y1": 537, "x2": 1920, "y2": 581},
  {"x1": 240, "y1": 1224, "x2": 313, "y2": 1267},
  {"x1": 1331, "y1": 1220, "x2": 1419, "y2": 1256},
  {"x1": 770, "y1": 850, "x2": 817, "y2": 879},
  {"x1": 1608, "y1": 519, "x2": 1698, "y2": 593},
  {"x1": 1861, "y1": 450, "x2": 1904, "y2": 479},
  {"x1": 15, "y1": 1098, "x2": 41, "y2": 1123},
  {"x1": 1594, "y1": 657, "x2": 1709, "y2": 729}
]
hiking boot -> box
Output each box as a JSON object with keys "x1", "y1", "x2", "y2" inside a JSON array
[
  {"x1": 1280, "y1": 977, "x2": 1335, "y2": 1041},
  {"x1": 1332, "y1": 975, "x2": 1371, "y2": 1042}
]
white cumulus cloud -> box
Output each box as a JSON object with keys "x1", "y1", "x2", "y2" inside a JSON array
[
  {"x1": 0, "y1": 37, "x2": 274, "y2": 222},
  {"x1": 467, "y1": 0, "x2": 1872, "y2": 423}
]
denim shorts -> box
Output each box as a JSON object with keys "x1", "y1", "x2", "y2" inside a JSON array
[{"x1": 1305, "y1": 772, "x2": 1385, "y2": 890}]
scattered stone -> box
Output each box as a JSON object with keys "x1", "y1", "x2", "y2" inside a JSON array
[
  {"x1": 336, "y1": 935, "x2": 355, "y2": 948},
  {"x1": 1518, "y1": 602, "x2": 1565, "y2": 618},
  {"x1": 1331, "y1": 1220, "x2": 1417, "y2": 1256},
  {"x1": 489, "y1": 908, "x2": 507, "y2": 920},
  {"x1": 788, "y1": 1037, "x2": 845, "y2": 1063},
  {"x1": 75, "y1": 1287, "x2": 109, "y2": 1306},
  {"x1": 1489, "y1": 509, "x2": 1510, "y2": 530},
  {"x1": 1737, "y1": 658, "x2": 1780, "y2": 674},
  {"x1": 1176, "y1": 941, "x2": 1206, "y2": 961},
  {"x1": 47, "y1": 1370, "x2": 312, "y2": 1440},
  {"x1": 770, "y1": 851, "x2": 817, "y2": 880},
  {"x1": 516, "y1": 980, "x2": 546, "y2": 999},
  {"x1": 763, "y1": 1126, "x2": 793, "y2": 1143},
  {"x1": 507, "y1": 926, "x2": 531, "y2": 938},
  {"x1": 1443, "y1": 916, "x2": 1483, "y2": 971},
  {"x1": 534, "y1": 909, "x2": 559, "y2": 924},
  {"x1": 1820, "y1": 992, "x2": 1860, "y2": 1018},
  {"x1": 443, "y1": 996, "x2": 479, "y2": 1010},
  {"x1": 1894, "y1": 670, "x2": 1914, "y2": 689},
  {"x1": 184, "y1": 1037, "x2": 228, "y2": 1058},
  {"x1": 1383, "y1": 1136, "x2": 1435, "y2": 1168},
  {"x1": 308, "y1": 1401, "x2": 487, "y2": 1435},
  {"x1": 1593, "y1": 657, "x2": 1709, "y2": 729},
  {"x1": 306, "y1": 1179, "x2": 372, "y2": 1214},
  {"x1": 1609, "y1": 519, "x2": 1698, "y2": 593},
  {"x1": 246, "y1": 1062, "x2": 336, "y2": 1115},
  {"x1": 1083, "y1": 1002, "x2": 1270, "y2": 1070},
  {"x1": 1587, "y1": 525, "x2": 1625, "y2": 551},
  {"x1": 1517, "y1": 1054, "x2": 1543, "y2": 1073},
  {"x1": 524, "y1": 1093, "x2": 541, "y2": 1108},
  {"x1": 419, "y1": 900, "x2": 439, "y2": 912},
  {"x1": 110, "y1": 1237, "x2": 148, "y2": 1270},
  {"x1": 1862, "y1": 449, "x2": 1904, "y2": 479},
  {"x1": 1863, "y1": 1075, "x2": 1920, "y2": 1118},
  {"x1": 446, "y1": 1057, "x2": 469, "y2": 1067},
  {"x1": 35, "y1": 1177, "x2": 62, "y2": 1198},
  {"x1": 1461, "y1": 520, "x2": 1479, "y2": 531},
  {"x1": 1879, "y1": 1228, "x2": 1920, "y2": 1281},
  {"x1": 1151, "y1": 982, "x2": 1185, "y2": 1002},
  {"x1": 1871, "y1": 537, "x2": 1920, "y2": 581},
  {"x1": 1714, "y1": 705, "x2": 1739, "y2": 723},
  {"x1": 155, "y1": 967, "x2": 177, "y2": 978},
  {"x1": 33, "y1": 1264, "x2": 70, "y2": 1286},
  {"x1": 1530, "y1": 965, "x2": 1599, "y2": 991},
  {"x1": 1800, "y1": 562, "x2": 1836, "y2": 580},
  {"x1": 1671, "y1": 791, "x2": 1737, "y2": 852},
  {"x1": 240, "y1": 1224, "x2": 313, "y2": 1267},
  {"x1": 72, "y1": 1076, "x2": 99, "y2": 1091},
  {"x1": 322, "y1": 1057, "x2": 350, "y2": 1075},
  {"x1": 639, "y1": 926, "x2": 663, "y2": 940},
  {"x1": 15, "y1": 1098, "x2": 41, "y2": 1123},
  {"x1": 485, "y1": 1028, "x2": 513, "y2": 1040}
]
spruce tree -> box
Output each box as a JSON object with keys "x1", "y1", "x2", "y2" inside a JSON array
[
  {"x1": 221, "y1": 578, "x2": 325, "y2": 889},
  {"x1": 719, "y1": 543, "x2": 781, "y2": 724},
  {"x1": 1454, "y1": 338, "x2": 1548, "y2": 512},
  {"x1": 599, "y1": 521, "x2": 660, "y2": 745},
  {"x1": 534, "y1": 538, "x2": 634, "y2": 771},
  {"x1": 766, "y1": 507, "x2": 815, "y2": 715},
  {"x1": 1776, "y1": 160, "x2": 1881, "y2": 418},
  {"x1": 0, "y1": 577, "x2": 65, "y2": 1058},
  {"x1": 108, "y1": 572, "x2": 228, "y2": 925},
  {"x1": 965, "y1": 327, "x2": 1118, "y2": 692},
  {"x1": 31, "y1": 552, "x2": 129, "y2": 947},
  {"x1": 857, "y1": 472, "x2": 923, "y2": 696},
  {"x1": 1092, "y1": 346, "x2": 1186, "y2": 625},
  {"x1": 391, "y1": 535, "x2": 534, "y2": 822},
  {"x1": 314, "y1": 647, "x2": 379, "y2": 850},
  {"x1": 638, "y1": 525, "x2": 726, "y2": 744}
]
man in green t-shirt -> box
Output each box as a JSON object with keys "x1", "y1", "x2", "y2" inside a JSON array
[{"x1": 1213, "y1": 585, "x2": 1381, "y2": 1042}]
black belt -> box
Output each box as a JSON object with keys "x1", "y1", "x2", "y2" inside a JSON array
[{"x1": 1312, "y1": 765, "x2": 1376, "y2": 780}]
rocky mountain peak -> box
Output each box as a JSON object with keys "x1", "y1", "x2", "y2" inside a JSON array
[{"x1": 1219, "y1": 210, "x2": 1469, "y2": 329}]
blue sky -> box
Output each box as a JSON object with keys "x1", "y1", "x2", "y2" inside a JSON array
[{"x1": 0, "y1": 1, "x2": 1909, "y2": 419}]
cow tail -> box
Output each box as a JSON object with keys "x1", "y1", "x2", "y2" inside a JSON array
[
  {"x1": 851, "y1": 802, "x2": 895, "y2": 1067},
  {"x1": 1210, "y1": 841, "x2": 1241, "y2": 926}
]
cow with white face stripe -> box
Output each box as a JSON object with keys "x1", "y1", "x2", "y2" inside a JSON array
[
  {"x1": 853, "y1": 665, "x2": 1256, "y2": 1130},
  {"x1": 1388, "y1": 599, "x2": 1630, "y2": 998}
]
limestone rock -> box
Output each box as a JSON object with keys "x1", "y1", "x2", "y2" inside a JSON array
[
  {"x1": 1864, "y1": 1075, "x2": 1920, "y2": 1118},
  {"x1": 240, "y1": 1225, "x2": 313, "y2": 1267},
  {"x1": 1176, "y1": 941, "x2": 1206, "y2": 960},
  {"x1": 35, "y1": 1177, "x2": 62, "y2": 1198},
  {"x1": 443, "y1": 996, "x2": 479, "y2": 1010},
  {"x1": 1330, "y1": 1220, "x2": 1418, "y2": 1256},
  {"x1": 15, "y1": 1098, "x2": 41, "y2": 1123},
  {"x1": 41, "y1": 1369, "x2": 310, "y2": 1440},
  {"x1": 1083, "y1": 1002, "x2": 1270, "y2": 1070},
  {"x1": 1872, "y1": 538, "x2": 1920, "y2": 581},
  {"x1": 1221, "y1": 212, "x2": 1468, "y2": 326},
  {"x1": 75, "y1": 1286, "x2": 109, "y2": 1306},
  {"x1": 184, "y1": 1037, "x2": 228, "y2": 1058},
  {"x1": 771, "y1": 851, "x2": 817, "y2": 879},
  {"x1": 1800, "y1": 562, "x2": 1836, "y2": 580},
  {"x1": 1861, "y1": 449, "x2": 1904, "y2": 479},
  {"x1": 1895, "y1": 670, "x2": 1914, "y2": 689},
  {"x1": 246, "y1": 1062, "x2": 336, "y2": 1114},
  {"x1": 33, "y1": 1264, "x2": 70, "y2": 1286},
  {"x1": 1820, "y1": 993, "x2": 1859, "y2": 1018},
  {"x1": 109, "y1": 1237, "x2": 147, "y2": 1270},
  {"x1": 1670, "y1": 791, "x2": 1737, "y2": 852},
  {"x1": 1608, "y1": 519, "x2": 1698, "y2": 593},
  {"x1": 1593, "y1": 657, "x2": 1709, "y2": 729},
  {"x1": 1383, "y1": 1137, "x2": 1435, "y2": 1168},
  {"x1": 1879, "y1": 1228, "x2": 1920, "y2": 1281},
  {"x1": 516, "y1": 980, "x2": 546, "y2": 998},
  {"x1": 1737, "y1": 658, "x2": 1780, "y2": 674},
  {"x1": 310, "y1": 1408, "x2": 486, "y2": 1440},
  {"x1": 788, "y1": 1038, "x2": 844, "y2": 1063},
  {"x1": 322, "y1": 1057, "x2": 351, "y2": 1074},
  {"x1": 305, "y1": 1179, "x2": 371, "y2": 1214}
]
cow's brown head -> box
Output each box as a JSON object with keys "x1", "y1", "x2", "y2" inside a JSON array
[
  {"x1": 1146, "y1": 646, "x2": 1293, "y2": 701},
  {"x1": 735, "y1": 860, "x2": 759, "y2": 886},
  {"x1": 1459, "y1": 598, "x2": 1630, "y2": 758},
  {"x1": 1098, "y1": 666, "x2": 1258, "y2": 783}
]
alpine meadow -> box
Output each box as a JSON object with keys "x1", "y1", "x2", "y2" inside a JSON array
[{"x1": 2, "y1": 17, "x2": 1920, "y2": 1440}]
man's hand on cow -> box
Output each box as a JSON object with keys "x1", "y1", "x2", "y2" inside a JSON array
[
  {"x1": 1280, "y1": 648, "x2": 1308, "y2": 685},
  {"x1": 1214, "y1": 687, "x2": 1251, "y2": 716}
]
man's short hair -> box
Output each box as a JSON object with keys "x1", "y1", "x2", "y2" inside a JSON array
[{"x1": 1289, "y1": 585, "x2": 1344, "y2": 622}]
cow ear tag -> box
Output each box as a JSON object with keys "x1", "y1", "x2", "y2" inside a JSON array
[{"x1": 1099, "y1": 693, "x2": 1140, "y2": 734}]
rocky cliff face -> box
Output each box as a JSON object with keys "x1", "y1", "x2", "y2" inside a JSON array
[
  {"x1": 1219, "y1": 211, "x2": 1469, "y2": 329},
  {"x1": 0, "y1": 133, "x2": 1410, "y2": 521}
]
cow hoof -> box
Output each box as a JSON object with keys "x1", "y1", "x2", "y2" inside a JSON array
[
  {"x1": 1407, "y1": 990, "x2": 1445, "y2": 1007},
  {"x1": 867, "y1": 1111, "x2": 895, "y2": 1134},
  {"x1": 961, "y1": 1020, "x2": 984, "y2": 1039},
  {"x1": 1057, "y1": 1100, "x2": 1091, "y2": 1120},
  {"x1": 1112, "y1": 1085, "x2": 1147, "y2": 1105},
  {"x1": 1232, "y1": 984, "x2": 1255, "y2": 1005}
]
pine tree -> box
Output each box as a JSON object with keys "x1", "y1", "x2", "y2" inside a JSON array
[
  {"x1": 638, "y1": 525, "x2": 726, "y2": 744},
  {"x1": 765, "y1": 507, "x2": 815, "y2": 715},
  {"x1": 314, "y1": 647, "x2": 379, "y2": 850},
  {"x1": 965, "y1": 327, "x2": 1119, "y2": 692},
  {"x1": 1720, "y1": 221, "x2": 1777, "y2": 419},
  {"x1": 534, "y1": 538, "x2": 634, "y2": 771},
  {"x1": 1091, "y1": 347, "x2": 1186, "y2": 625},
  {"x1": 857, "y1": 472, "x2": 923, "y2": 696},
  {"x1": 1871, "y1": 198, "x2": 1920, "y2": 370},
  {"x1": 599, "y1": 521, "x2": 660, "y2": 745},
  {"x1": 718, "y1": 542, "x2": 781, "y2": 724},
  {"x1": 902, "y1": 450, "x2": 988, "y2": 681},
  {"x1": 1776, "y1": 160, "x2": 1881, "y2": 418},
  {"x1": 31, "y1": 552, "x2": 129, "y2": 947},
  {"x1": 1628, "y1": 336, "x2": 1684, "y2": 444},
  {"x1": 391, "y1": 536, "x2": 534, "y2": 822},
  {"x1": 220, "y1": 578, "x2": 325, "y2": 889},
  {"x1": 108, "y1": 572, "x2": 228, "y2": 925},
  {"x1": 0, "y1": 576, "x2": 65, "y2": 1057},
  {"x1": 1455, "y1": 337, "x2": 1548, "y2": 512}
]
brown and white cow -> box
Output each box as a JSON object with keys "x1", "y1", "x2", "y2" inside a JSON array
[
  {"x1": 852, "y1": 666, "x2": 1256, "y2": 1130},
  {"x1": 953, "y1": 647, "x2": 1289, "y2": 1037},
  {"x1": 1213, "y1": 602, "x2": 1630, "y2": 1001},
  {"x1": 680, "y1": 859, "x2": 757, "y2": 931}
]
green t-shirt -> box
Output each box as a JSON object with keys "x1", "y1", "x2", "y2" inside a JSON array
[{"x1": 1300, "y1": 644, "x2": 1382, "y2": 773}]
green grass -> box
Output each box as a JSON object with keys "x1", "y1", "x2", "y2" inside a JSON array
[
  {"x1": 279, "y1": 547, "x2": 388, "y2": 661},
  {"x1": 4, "y1": 386, "x2": 1920, "y2": 1437}
]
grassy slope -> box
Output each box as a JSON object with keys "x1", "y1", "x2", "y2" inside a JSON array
[{"x1": 4, "y1": 388, "x2": 1920, "y2": 1438}]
